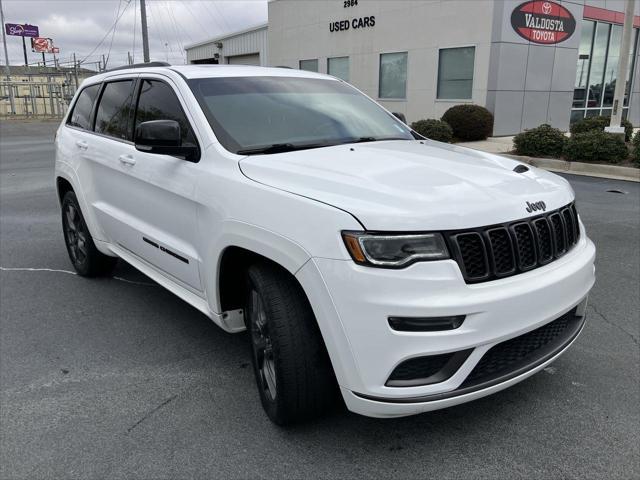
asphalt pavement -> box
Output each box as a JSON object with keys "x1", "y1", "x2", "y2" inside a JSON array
[{"x1": 1, "y1": 120, "x2": 638, "y2": 479}]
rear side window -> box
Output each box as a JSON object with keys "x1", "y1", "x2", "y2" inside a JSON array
[
  {"x1": 94, "y1": 80, "x2": 135, "y2": 140},
  {"x1": 134, "y1": 80, "x2": 197, "y2": 146},
  {"x1": 67, "y1": 84, "x2": 100, "y2": 130}
]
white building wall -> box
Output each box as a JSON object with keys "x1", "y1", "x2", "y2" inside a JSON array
[
  {"x1": 268, "y1": 0, "x2": 496, "y2": 123},
  {"x1": 186, "y1": 25, "x2": 268, "y2": 66}
]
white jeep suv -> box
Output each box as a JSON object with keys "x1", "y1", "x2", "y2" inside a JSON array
[{"x1": 54, "y1": 64, "x2": 595, "y2": 425}]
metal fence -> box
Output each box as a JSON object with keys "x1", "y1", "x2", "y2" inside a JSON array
[{"x1": 1, "y1": 80, "x2": 76, "y2": 118}]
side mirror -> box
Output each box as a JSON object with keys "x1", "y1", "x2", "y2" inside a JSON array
[
  {"x1": 392, "y1": 112, "x2": 407, "y2": 124},
  {"x1": 134, "y1": 120, "x2": 198, "y2": 161}
]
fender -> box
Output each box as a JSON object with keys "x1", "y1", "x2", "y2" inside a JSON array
[
  {"x1": 55, "y1": 164, "x2": 111, "y2": 254},
  {"x1": 204, "y1": 219, "x2": 312, "y2": 314}
]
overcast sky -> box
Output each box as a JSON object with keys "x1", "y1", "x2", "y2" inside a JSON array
[{"x1": 1, "y1": 0, "x2": 268, "y2": 69}]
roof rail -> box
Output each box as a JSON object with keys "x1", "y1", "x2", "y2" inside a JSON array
[{"x1": 104, "y1": 61, "x2": 171, "y2": 73}]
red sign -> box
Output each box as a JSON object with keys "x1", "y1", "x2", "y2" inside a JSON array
[
  {"x1": 511, "y1": 1, "x2": 576, "y2": 45},
  {"x1": 31, "y1": 37, "x2": 54, "y2": 53}
]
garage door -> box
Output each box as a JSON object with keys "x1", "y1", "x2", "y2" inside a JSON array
[{"x1": 227, "y1": 54, "x2": 260, "y2": 66}]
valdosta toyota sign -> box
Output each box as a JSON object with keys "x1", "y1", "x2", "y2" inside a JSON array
[{"x1": 511, "y1": 0, "x2": 576, "y2": 44}]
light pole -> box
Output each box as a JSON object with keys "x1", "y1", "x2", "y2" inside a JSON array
[
  {"x1": 607, "y1": 0, "x2": 636, "y2": 134},
  {"x1": 0, "y1": 0, "x2": 16, "y2": 114}
]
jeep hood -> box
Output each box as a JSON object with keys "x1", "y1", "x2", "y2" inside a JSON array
[{"x1": 238, "y1": 140, "x2": 574, "y2": 231}]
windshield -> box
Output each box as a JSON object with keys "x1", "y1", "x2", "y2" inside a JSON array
[{"x1": 188, "y1": 76, "x2": 414, "y2": 154}]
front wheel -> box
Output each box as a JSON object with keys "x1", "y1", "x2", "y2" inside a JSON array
[
  {"x1": 246, "y1": 262, "x2": 337, "y2": 425},
  {"x1": 61, "y1": 191, "x2": 117, "y2": 277}
]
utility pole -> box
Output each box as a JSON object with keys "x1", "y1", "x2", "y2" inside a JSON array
[
  {"x1": 102, "y1": 53, "x2": 106, "y2": 71},
  {"x1": 21, "y1": 35, "x2": 27, "y2": 65},
  {"x1": 72, "y1": 52, "x2": 78, "y2": 90},
  {"x1": 140, "y1": 0, "x2": 150, "y2": 62},
  {"x1": 607, "y1": 0, "x2": 636, "y2": 134},
  {"x1": 0, "y1": 0, "x2": 16, "y2": 114}
]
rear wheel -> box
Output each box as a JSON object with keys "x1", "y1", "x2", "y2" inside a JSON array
[
  {"x1": 246, "y1": 262, "x2": 337, "y2": 425},
  {"x1": 61, "y1": 191, "x2": 117, "y2": 277}
]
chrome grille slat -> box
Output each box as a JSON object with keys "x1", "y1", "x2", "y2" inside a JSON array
[{"x1": 449, "y1": 202, "x2": 579, "y2": 284}]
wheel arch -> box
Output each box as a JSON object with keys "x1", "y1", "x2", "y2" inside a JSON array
[
  {"x1": 210, "y1": 221, "x2": 312, "y2": 315},
  {"x1": 56, "y1": 176, "x2": 74, "y2": 206},
  {"x1": 54, "y1": 170, "x2": 109, "y2": 248}
]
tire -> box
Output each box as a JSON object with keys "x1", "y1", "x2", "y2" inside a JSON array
[
  {"x1": 61, "y1": 191, "x2": 117, "y2": 277},
  {"x1": 246, "y1": 262, "x2": 337, "y2": 425}
]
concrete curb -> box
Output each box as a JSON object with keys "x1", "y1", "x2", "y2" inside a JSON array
[{"x1": 504, "y1": 154, "x2": 640, "y2": 183}]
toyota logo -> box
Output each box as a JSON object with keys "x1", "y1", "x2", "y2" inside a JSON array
[{"x1": 542, "y1": 2, "x2": 552, "y2": 14}]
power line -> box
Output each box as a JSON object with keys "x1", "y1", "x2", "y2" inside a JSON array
[
  {"x1": 79, "y1": 0, "x2": 132, "y2": 64},
  {"x1": 148, "y1": 4, "x2": 186, "y2": 64},
  {"x1": 105, "y1": 0, "x2": 124, "y2": 69},
  {"x1": 182, "y1": 1, "x2": 211, "y2": 40},
  {"x1": 147, "y1": 2, "x2": 177, "y2": 63},
  {"x1": 162, "y1": 1, "x2": 192, "y2": 54},
  {"x1": 201, "y1": 2, "x2": 226, "y2": 35},
  {"x1": 164, "y1": 1, "x2": 194, "y2": 44},
  {"x1": 210, "y1": 1, "x2": 231, "y2": 32}
]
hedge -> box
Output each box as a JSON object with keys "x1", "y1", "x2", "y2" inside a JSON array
[
  {"x1": 513, "y1": 124, "x2": 566, "y2": 157},
  {"x1": 441, "y1": 104, "x2": 494, "y2": 141},
  {"x1": 633, "y1": 132, "x2": 640, "y2": 165},
  {"x1": 563, "y1": 131, "x2": 628, "y2": 163},
  {"x1": 570, "y1": 116, "x2": 633, "y2": 142},
  {"x1": 410, "y1": 119, "x2": 453, "y2": 143}
]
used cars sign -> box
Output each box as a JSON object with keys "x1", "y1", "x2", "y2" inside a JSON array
[{"x1": 511, "y1": 1, "x2": 575, "y2": 45}]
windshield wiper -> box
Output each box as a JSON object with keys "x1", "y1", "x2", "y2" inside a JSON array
[
  {"x1": 237, "y1": 136, "x2": 411, "y2": 155},
  {"x1": 351, "y1": 136, "x2": 411, "y2": 144},
  {"x1": 237, "y1": 142, "x2": 327, "y2": 155}
]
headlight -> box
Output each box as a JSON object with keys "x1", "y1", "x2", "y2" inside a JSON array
[{"x1": 342, "y1": 231, "x2": 449, "y2": 268}]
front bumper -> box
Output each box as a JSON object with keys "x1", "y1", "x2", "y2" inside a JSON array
[{"x1": 295, "y1": 234, "x2": 596, "y2": 418}]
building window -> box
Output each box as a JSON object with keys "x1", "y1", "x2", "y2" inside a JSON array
[
  {"x1": 327, "y1": 56, "x2": 349, "y2": 82},
  {"x1": 571, "y1": 20, "x2": 639, "y2": 123},
  {"x1": 299, "y1": 59, "x2": 318, "y2": 72},
  {"x1": 379, "y1": 52, "x2": 408, "y2": 99},
  {"x1": 437, "y1": 46, "x2": 475, "y2": 100}
]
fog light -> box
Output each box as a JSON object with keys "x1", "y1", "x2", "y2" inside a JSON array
[{"x1": 388, "y1": 315, "x2": 465, "y2": 332}]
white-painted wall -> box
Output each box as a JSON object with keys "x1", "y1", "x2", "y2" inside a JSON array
[
  {"x1": 267, "y1": 0, "x2": 495, "y2": 123},
  {"x1": 186, "y1": 24, "x2": 268, "y2": 66}
]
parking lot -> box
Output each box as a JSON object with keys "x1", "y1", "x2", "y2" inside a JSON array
[{"x1": 1, "y1": 119, "x2": 638, "y2": 479}]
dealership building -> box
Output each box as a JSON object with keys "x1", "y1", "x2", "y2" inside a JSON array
[{"x1": 185, "y1": 0, "x2": 640, "y2": 135}]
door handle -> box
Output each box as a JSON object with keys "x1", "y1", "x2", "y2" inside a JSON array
[
  {"x1": 118, "y1": 154, "x2": 136, "y2": 166},
  {"x1": 75, "y1": 140, "x2": 88, "y2": 150}
]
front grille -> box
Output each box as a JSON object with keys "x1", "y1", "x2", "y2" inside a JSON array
[
  {"x1": 451, "y1": 232, "x2": 489, "y2": 279},
  {"x1": 447, "y1": 203, "x2": 580, "y2": 283},
  {"x1": 461, "y1": 308, "x2": 579, "y2": 389}
]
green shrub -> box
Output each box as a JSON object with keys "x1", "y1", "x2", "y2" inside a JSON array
[
  {"x1": 563, "y1": 131, "x2": 628, "y2": 163},
  {"x1": 570, "y1": 115, "x2": 633, "y2": 142},
  {"x1": 411, "y1": 119, "x2": 454, "y2": 143},
  {"x1": 633, "y1": 132, "x2": 640, "y2": 165},
  {"x1": 441, "y1": 104, "x2": 494, "y2": 141},
  {"x1": 513, "y1": 124, "x2": 566, "y2": 157}
]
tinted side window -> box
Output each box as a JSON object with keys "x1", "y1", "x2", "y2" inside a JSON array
[
  {"x1": 94, "y1": 80, "x2": 135, "y2": 140},
  {"x1": 67, "y1": 84, "x2": 100, "y2": 130},
  {"x1": 135, "y1": 80, "x2": 197, "y2": 146}
]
